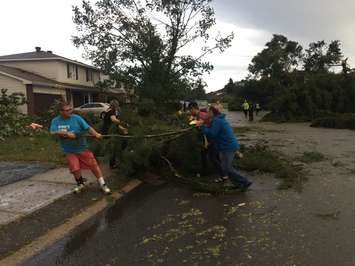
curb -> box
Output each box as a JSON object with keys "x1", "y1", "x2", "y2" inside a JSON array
[{"x1": 0, "y1": 179, "x2": 142, "y2": 266}]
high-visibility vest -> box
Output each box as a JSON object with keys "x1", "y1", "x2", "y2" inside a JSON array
[{"x1": 242, "y1": 102, "x2": 249, "y2": 110}]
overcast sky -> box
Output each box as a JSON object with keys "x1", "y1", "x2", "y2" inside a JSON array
[{"x1": 1, "y1": 0, "x2": 355, "y2": 92}]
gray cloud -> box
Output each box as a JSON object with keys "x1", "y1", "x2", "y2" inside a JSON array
[{"x1": 213, "y1": 0, "x2": 355, "y2": 55}]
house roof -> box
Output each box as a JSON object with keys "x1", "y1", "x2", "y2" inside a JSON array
[
  {"x1": 0, "y1": 64, "x2": 57, "y2": 85},
  {"x1": 0, "y1": 49, "x2": 98, "y2": 70},
  {"x1": 0, "y1": 64, "x2": 100, "y2": 92}
]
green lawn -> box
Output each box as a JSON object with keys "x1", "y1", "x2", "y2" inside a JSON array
[{"x1": 0, "y1": 135, "x2": 65, "y2": 165}]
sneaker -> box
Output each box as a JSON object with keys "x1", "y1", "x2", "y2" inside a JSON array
[
  {"x1": 73, "y1": 183, "x2": 85, "y2": 194},
  {"x1": 214, "y1": 176, "x2": 229, "y2": 183},
  {"x1": 101, "y1": 184, "x2": 111, "y2": 194},
  {"x1": 240, "y1": 181, "x2": 253, "y2": 192}
]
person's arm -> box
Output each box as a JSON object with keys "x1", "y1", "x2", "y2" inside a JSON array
[
  {"x1": 110, "y1": 115, "x2": 121, "y2": 124},
  {"x1": 88, "y1": 127, "x2": 103, "y2": 139},
  {"x1": 49, "y1": 119, "x2": 76, "y2": 139},
  {"x1": 50, "y1": 131, "x2": 76, "y2": 139},
  {"x1": 118, "y1": 125, "x2": 128, "y2": 134},
  {"x1": 110, "y1": 115, "x2": 128, "y2": 134},
  {"x1": 74, "y1": 115, "x2": 101, "y2": 139}
]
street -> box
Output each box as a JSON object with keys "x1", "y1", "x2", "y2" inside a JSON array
[{"x1": 23, "y1": 173, "x2": 355, "y2": 265}]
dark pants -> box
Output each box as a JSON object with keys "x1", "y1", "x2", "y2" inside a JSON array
[
  {"x1": 249, "y1": 111, "x2": 254, "y2": 121},
  {"x1": 243, "y1": 110, "x2": 248, "y2": 118},
  {"x1": 208, "y1": 144, "x2": 224, "y2": 177},
  {"x1": 201, "y1": 143, "x2": 223, "y2": 177},
  {"x1": 109, "y1": 140, "x2": 128, "y2": 168},
  {"x1": 219, "y1": 151, "x2": 250, "y2": 187}
]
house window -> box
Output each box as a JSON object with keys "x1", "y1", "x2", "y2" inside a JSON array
[
  {"x1": 67, "y1": 63, "x2": 77, "y2": 79},
  {"x1": 84, "y1": 94, "x2": 90, "y2": 104},
  {"x1": 75, "y1": 65, "x2": 79, "y2": 80},
  {"x1": 86, "y1": 68, "x2": 93, "y2": 82}
]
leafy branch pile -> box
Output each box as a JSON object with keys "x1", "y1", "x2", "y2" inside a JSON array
[
  {"x1": 238, "y1": 144, "x2": 306, "y2": 191},
  {"x1": 89, "y1": 106, "x2": 227, "y2": 192},
  {"x1": 89, "y1": 107, "x2": 305, "y2": 192}
]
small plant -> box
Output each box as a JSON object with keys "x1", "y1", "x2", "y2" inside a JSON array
[
  {"x1": 311, "y1": 113, "x2": 355, "y2": 130},
  {"x1": 297, "y1": 151, "x2": 325, "y2": 163}
]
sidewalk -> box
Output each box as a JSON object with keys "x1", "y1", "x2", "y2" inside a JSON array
[{"x1": 0, "y1": 167, "x2": 98, "y2": 226}]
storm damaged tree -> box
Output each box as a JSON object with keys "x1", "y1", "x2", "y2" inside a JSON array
[{"x1": 72, "y1": 0, "x2": 233, "y2": 103}]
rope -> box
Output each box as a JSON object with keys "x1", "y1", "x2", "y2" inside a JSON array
[{"x1": 86, "y1": 126, "x2": 197, "y2": 139}]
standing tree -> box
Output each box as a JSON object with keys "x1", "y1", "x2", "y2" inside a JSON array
[
  {"x1": 73, "y1": 0, "x2": 233, "y2": 103},
  {"x1": 303, "y1": 40, "x2": 343, "y2": 72},
  {"x1": 248, "y1": 34, "x2": 303, "y2": 79},
  {"x1": 189, "y1": 78, "x2": 207, "y2": 100},
  {"x1": 223, "y1": 78, "x2": 236, "y2": 94}
]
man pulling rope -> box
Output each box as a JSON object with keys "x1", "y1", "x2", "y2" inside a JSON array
[{"x1": 49, "y1": 102, "x2": 111, "y2": 194}]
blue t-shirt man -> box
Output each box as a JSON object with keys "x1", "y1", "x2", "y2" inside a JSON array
[{"x1": 50, "y1": 114, "x2": 90, "y2": 153}]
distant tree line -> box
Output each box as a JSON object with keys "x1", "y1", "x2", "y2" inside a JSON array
[{"x1": 223, "y1": 34, "x2": 355, "y2": 121}]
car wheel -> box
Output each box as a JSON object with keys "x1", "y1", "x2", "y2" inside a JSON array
[{"x1": 100, "y1": 111, "x2": 106, "y2": 119}]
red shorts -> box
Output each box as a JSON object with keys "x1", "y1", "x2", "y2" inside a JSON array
[{"x1": 65, "y1": 150, "x2": 98, "y2": 173}]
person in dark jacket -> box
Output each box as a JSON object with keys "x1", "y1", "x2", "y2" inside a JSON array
[
  {"x1": 197, "y1": 106, "x2": 252, "y2": 190},
  {"x1": 100, "y1": 101, "x2": 128, "y2": 169}
]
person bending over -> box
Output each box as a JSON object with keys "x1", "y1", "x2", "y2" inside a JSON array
[{"x1": 197, "y1": 106, "x2": 252, "y2": 190}]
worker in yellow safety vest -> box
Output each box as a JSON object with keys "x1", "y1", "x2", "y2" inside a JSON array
[{"x1": 242, "y1": 100, "x2": 249, "y2": 119}]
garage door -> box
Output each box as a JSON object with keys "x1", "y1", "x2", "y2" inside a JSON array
[{"x1": 33, "y1": 93, "x2": 62, "y2": 115}]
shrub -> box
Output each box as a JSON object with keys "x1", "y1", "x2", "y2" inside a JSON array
[
  {"x1": 0, "y1": 89, "x2": 44, "y2": 140},
  {"x1": 227, "y1": 98, "x2": 242, "y2": 111},
  {"x1": 311, "y1": 113, "x2": 355, "y2": 129},
  {"x1": 297, "y1": 151, "x2": 325, "y2": 163},
  {"x1": 137, "y1": 98, "x2": 156, "y2": 117}
]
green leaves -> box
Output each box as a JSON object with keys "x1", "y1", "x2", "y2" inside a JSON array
[
  {"x1": 0, "y1": 89, "x2": 43, "y2": 140},
  {"x1": 248, "y1": 34, "x2": 303, "y2": 79},
  {"x1": 72, "y1": 0, "x2": 233, "y2": 103},
  {"x1": 304, "y1": 40, "x2": 343, "y2": 72}
]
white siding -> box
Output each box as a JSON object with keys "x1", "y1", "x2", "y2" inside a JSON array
[
  {"x1": 56, "y1": 61, "x2": 102, "y2": 87},
  {"x1": 1, "y1": 60, "x2": 104, "y2": 88},
  {"x1": 0, "y1": 74, "x2": 27, "y2": 114},
  {"x1": 33, "y1": 86, "x2": 66, "y2": 96},
  {"x1": 0, "y1": 61, "x2": 60, "y2": 80}
]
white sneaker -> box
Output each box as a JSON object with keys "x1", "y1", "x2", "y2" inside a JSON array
[
  {"x1": 101, "y1": 184, "x2": 111, "y2": 194},
  {"x1": 73, "y1": 184, "x2": 85, "y2": 194}
]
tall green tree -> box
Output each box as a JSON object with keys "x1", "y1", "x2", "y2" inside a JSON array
[
  {"x1": 73, "y1": 0, "x2": 233, "y2": 103},
  {"x1": 248, "y1": 34, "x2": 303, "y2": 79},
  {"x1": 303, "y1": 40, "x2": 343, "y2": 72}
]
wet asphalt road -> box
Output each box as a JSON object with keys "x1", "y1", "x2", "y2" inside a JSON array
[
  {"x1": 21, "y1": 171, "x2": 346, "y2": 266},
  {"x1": 0, "y1": 161, "x2": 54, "y2": 186},
  {"x1": 23, "y1": 178, "x2": 273, "y2": 266}
]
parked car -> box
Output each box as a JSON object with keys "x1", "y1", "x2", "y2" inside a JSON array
[{"x1": 73, "y1": 102, "x2": 110, "y2": 117}]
